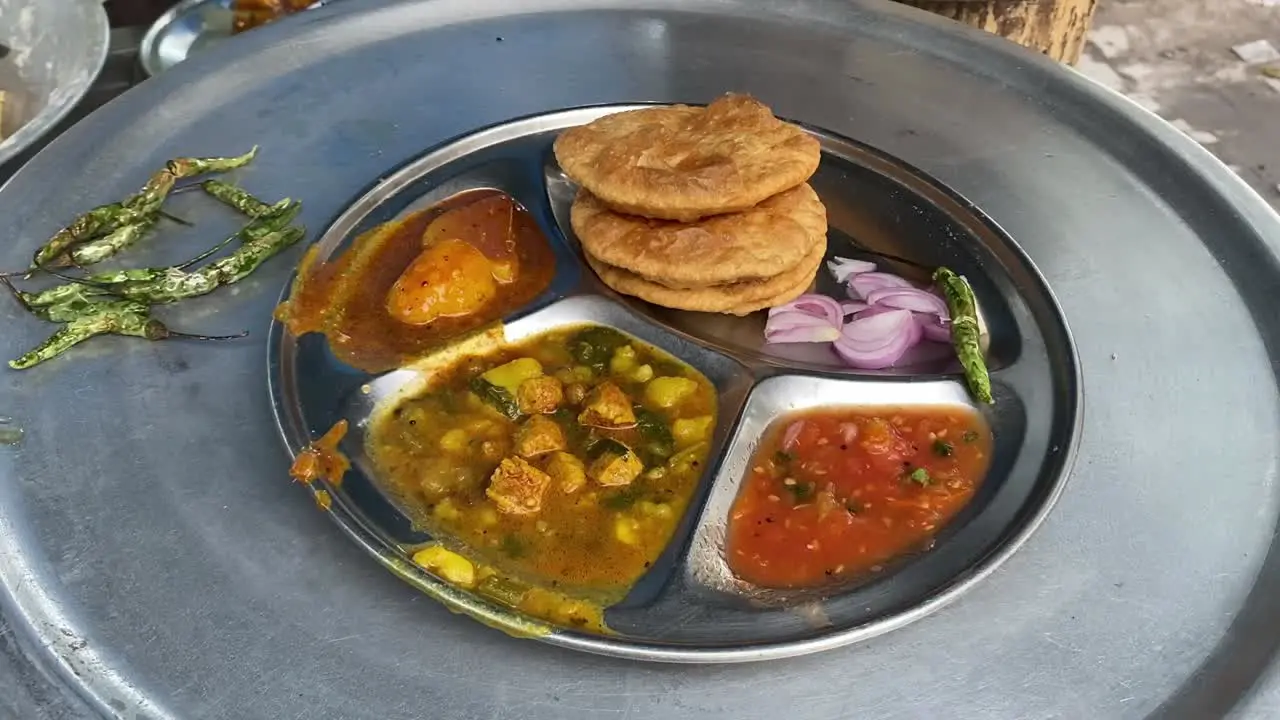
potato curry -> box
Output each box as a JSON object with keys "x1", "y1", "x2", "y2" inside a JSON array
[
  {"x1": 276, "y1": 190, "x2": 556, "y2": 372},
  {"x1": 369, "y1": 324, "x2": 718, "y2": 612}
]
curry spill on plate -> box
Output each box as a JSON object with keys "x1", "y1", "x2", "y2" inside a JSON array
[
  {"x1": 230, "y1": 0, "x2": 314, "y2": 34},
  {"x1": 5, "y1": 92, "x2": 994, "y2": 632}
]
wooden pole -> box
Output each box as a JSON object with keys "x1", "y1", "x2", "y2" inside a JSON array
[{"x1": 892, "y1": 0, "x2": 1098, "y2": 65}]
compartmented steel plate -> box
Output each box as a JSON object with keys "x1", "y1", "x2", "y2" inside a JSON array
[{"x1": 268, "y1": 107, "x2": 1082, "y2": 661}]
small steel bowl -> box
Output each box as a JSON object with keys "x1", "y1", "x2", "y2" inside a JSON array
[{"x1": 140, "y1": 0, "x2": 328, "y2": 77}]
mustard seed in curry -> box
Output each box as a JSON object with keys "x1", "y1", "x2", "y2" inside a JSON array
[{"x1": 369, "y1": 324, "x2": 718, "y2": 600}]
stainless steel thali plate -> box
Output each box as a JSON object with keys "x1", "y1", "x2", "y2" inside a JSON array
[
  {"x1": 3, "y1": 0, "x2": 1280, "y2": 717},
  {"x1": 268, "y1": 106, "x2": 1080, "y2": 660}
]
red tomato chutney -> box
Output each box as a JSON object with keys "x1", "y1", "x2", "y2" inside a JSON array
[{"x1": 725, "y1": 407, "x2": 992, "y2": 588}]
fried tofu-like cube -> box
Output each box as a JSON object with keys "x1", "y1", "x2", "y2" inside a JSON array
[
  {"x1": 514, "y1": 415, "x2": 567, "y2": 458},
  {"x1": 486, "y1": 457, "x2": 552, "y2": 515},
  {"x1": 517, "y1": 375, "x2": 564, "y2": 414},
  {"x1": 589, "y1": 447, "x2": 644, "y2": 487},
  {"x1": 544, "y1": 451, "x2": 587, "y2": 493},
  {"x1": 577, "y1": 381, "x2": 636, "y2": 429}
]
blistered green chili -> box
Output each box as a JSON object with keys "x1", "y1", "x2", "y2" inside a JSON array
[
  {"x1": 9, "y1": 300, "x2": 245, "y2": 370},
  {"x1": 29, "y1": 148, "x2": 258, "y2": 271},
  {"x1": 933, "y1": 267, "x2": 992, "y2": 404}
]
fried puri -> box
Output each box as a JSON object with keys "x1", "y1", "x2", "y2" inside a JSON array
[
  {"x1": 571, "y1": 183, "x2": 827, "y2": 289},
  {"x1": 585, "y1": 236, "x2": 826, "y2": 316},
  {"x1": 554, "y1": 94, "x2": 821, "y2": 222}
]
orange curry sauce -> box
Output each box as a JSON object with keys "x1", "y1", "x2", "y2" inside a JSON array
[
  {"x1": 726, "y1": 407, "x2": 991, "y2": 588},
  {"x1": 231, "y1": 0, "x2": 312, "y2": 34},
  {"x1": 288, "y1": 419, "x2": 350, "y2": 511},
  {"x1": 275, "y1": 190, "x2": 556, "y2": 372}
]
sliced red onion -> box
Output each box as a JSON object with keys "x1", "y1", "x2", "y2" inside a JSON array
[
  {"x1": 853, "y1": 305, "x2": 897, "y2": 319},
  {"x1": 826, "y1": 257, "x2": 878, "y2": 283},
  {"x1": 782, "y1": 421, "x2": 805, "y2": 451},
  {"x1": 765, "y1": 307, "x2": 842, "y2": 345},
  {"x1": 848, "y1": 272, "x2": 913, "y2": 300},
  {"x1": 839, "y1": 308, "x2": 911, "y2": 345},
  {"x1": 760, "y1": 263, "x2": 961, "y2": 370},
  {"x1": 916, "y1": 313, "x2": 953, "y2": 343},
  {"x1": 767, "y1": 294, "x2": 843, "y2": 327},
  {"x1": 905, "y1": 311, "x2": 924, "y2": 345},
  {"x1": 833, "y1": 309, "x2": 918, "y2": 369},
  {"x1": 767, "y1": 311, "x2": 836, "y2": 327},
  {"x1": 765, "y1": 323, "x2": 841, "y2": 344},
  {"x1": 840, "y1": 301, "x2": 869, "y2": 318},
  {"x1": 765, "y1": 313, "x2": 837, "y2": 337},
  {"x1": 896, "y1": 338, "x2": 958, "y2": 367},
  {"x1": 866, "y1": 287, "x2": 949, "y2": 316}
]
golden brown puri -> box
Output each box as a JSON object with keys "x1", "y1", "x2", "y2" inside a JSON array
[
  {"x1": 584, "y1": 236, "x2": 826, "y2": 316},
  {"x1": 570, "y1": 183, "x2": 827, "y2": 289},
  {"x1": 724, "y1": 270, "x2": 818, "y2": 316},
  {"x1": 553, "y1": 94, "x2": 821, "y2": 222}
]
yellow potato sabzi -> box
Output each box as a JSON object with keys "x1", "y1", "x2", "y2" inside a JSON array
[{"x1": 368, "y1": 324, "x2": 718, "y2": 622}]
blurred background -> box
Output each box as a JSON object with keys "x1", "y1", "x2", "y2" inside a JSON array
[{"x1": 5, "y1": 0, "x2": 1278, "y2": 210}]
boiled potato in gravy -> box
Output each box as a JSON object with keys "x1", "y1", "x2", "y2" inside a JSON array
[{"x1": 276, "y1": 190, "x2": 555, "y2": 373}]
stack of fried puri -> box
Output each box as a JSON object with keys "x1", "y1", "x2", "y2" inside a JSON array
[{"x1": 553, "y1": 94, "x2": 828, "y2": 316}]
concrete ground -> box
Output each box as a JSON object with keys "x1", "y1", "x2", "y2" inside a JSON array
[{"x1": 1078, "y1": 0, "x2": 1280, "y2": 210}]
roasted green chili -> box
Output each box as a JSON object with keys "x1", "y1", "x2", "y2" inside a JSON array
[
  {"x1": 7, "y1": 152, "x2": 303, "y2": 370},
  {"x1": 933, "y1": 267, "x2": 993, "y2": 404},
  {"x1": 28, "y1": 148, "x2": 258, "y2": 271},
  {"x1": 8, "y1": 301, "x2": 243, "y2": 370}
]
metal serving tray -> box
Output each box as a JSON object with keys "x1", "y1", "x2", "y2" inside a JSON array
[
  {"x1": 3, "y1": 0, "x2": 1280, "y2": 717},
  {"x1": 268, "y1": 106, "x2": 1082, "y2": 661}
]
